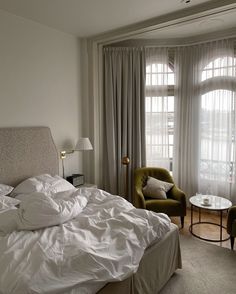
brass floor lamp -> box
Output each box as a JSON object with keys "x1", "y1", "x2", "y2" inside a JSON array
[{"x1": 122, "y1": 156, "x2": 130, "y2": 199}]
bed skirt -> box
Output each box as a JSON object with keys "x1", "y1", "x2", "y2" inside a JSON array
[{"x1": 98, "y1": 223, "x2": 181, "y2": 294}]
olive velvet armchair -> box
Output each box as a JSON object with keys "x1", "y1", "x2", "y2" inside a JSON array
[
  {"x1": 134, "y1": 167, "x2": 186, "y2": 228},
  {"x1": 227, "y1": 206, "x2": 236, "y2": 250}
]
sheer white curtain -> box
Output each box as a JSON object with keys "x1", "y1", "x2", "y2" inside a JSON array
[
  {"x1": 174, "y1": 39, "x2": 236, "y2": 204},
  {"x1": 197, "y1": 40, "x2": 236, "y2": 203},
  {"x1": 173, "y1": 45, "x2": 201, "y2": 199},
  {"x1": 145, "y1": 48, "x2": 174, "y2": 170}
]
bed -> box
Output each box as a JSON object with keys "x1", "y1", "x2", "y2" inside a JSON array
[{"x1": 0, "y1": 127, "x2": 182, "y2": 294}]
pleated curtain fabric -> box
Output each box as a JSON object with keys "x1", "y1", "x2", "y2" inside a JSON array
[
  {"x1": 173, "y1": 45, "x2": 201, "y2": 199},
  {"x1": 103, "y1": 39, "x2": 236, "y2": 205},
  {"x1": 145, "y1": 47, "x2": 171, "y2": 169},
  {"x1": 174, "y1": 39, "x2": 236, "y2": 203},
  {"x1": 196, "y1": 40, "x2": 236, "y2": 203},
  {"x1": 103, "y1": 47, "x2": 146, "y2": 201}
]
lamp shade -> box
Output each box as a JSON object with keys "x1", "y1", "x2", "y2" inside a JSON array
[{"x1": 74, "y1": 137, "x2": 93, "y2": 151}]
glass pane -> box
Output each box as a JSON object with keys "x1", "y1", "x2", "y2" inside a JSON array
[
  {"x1": 169, "y1": 146, "x2": 173, "y2": 158},
  {"x1": 163, "y1": 97, "x2": 168, "y2": 112},
  {"x1": 214, "y1": 68, "x2": 220, "y2": 77},
  {"x1": 146, "y1": 135, "x2": 151, "y2": 144},
  {"x1": 156, "y1": 74, "x2": 163, "y2": 85},
  {"x1": 163, "y1": 74, "x2": 168, "y2": 85},
  {"x1": 146, "y1": 65, "x2": 151, "y2": 73},
  {"x1": 152, "y1": 74, "x2": 157, "y2": 85},
  {"x1": 202, "y1": 71, "x2": 207, "y2": 81},
  {"x1": 168, "y1": 96, "x2": 174, "y2": 112},
  {"x1": 145, "y1": 115, "x2": 151, "y2": 132},
  {"x1": 152, "y1": 97, "x2": 158, "y2": 112},
  {"x1": 222, "y1": 56, "x2": 228, "y2": 67},
  {"x1": 146, "y1": 74, "x2": 151, "y2": 86},
  {"x1": 202, "y1": 56, "x2": 236, "y2": 81},
  {"x1": 168, "y1": 73, "x2": 175, "y2": 85},
  {"x1": 227, "y1": 67, "x2": 233, "y2": 76},
  {"x1": 152, "y1": 64, "x2": 158, "y2": 73},
  {"x1": 146, "y1": 97, "x2": 151, "y2": 112},
  {"x1": 200, "y1": 89, "x2": 236, "y2": 183},
  {"x1": 145, "y1": 61, "x2": 175, "y2": 171},
  {"x1": 214, "y1": 58, "x2": 221, "y2": 68},
  {"x1": 145, "y1": 94, "x2": 175, "y2": 171},
  {"x1": 157, "y1": 64, "x2": 163, "y2": 72}
]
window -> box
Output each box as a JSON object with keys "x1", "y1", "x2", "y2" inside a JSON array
[
  {"x1": 199, "y1": 56, "x2": 236, "y2": 184},
  {"x1": 145, "y1": 62, "x2": 175, "y2": 170},
  {"x1": 201, "y1": 56, "x2": 236, "y2": 81}
]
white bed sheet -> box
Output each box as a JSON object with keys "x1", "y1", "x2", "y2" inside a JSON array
[{"x1": 0, "y1": 188, "x2": 171, "y2": 294}]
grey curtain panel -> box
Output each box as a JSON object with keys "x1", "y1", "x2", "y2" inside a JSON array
[{"x1": 103, "y1": 47, "x2": 146, "y2": 201}]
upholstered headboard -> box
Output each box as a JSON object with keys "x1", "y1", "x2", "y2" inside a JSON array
[{"x1": 0, "y1": 127, "x2": 59, "y2": 186}]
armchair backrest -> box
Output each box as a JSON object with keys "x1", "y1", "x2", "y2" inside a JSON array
[{"x1": 135, "y1": 167, "x2": 174, "y2": 188}]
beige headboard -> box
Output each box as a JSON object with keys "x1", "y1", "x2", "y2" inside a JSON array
[{"x1": 0, "y1": 127, "x2": 59, "y2": 186}]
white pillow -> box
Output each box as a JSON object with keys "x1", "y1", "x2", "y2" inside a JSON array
[
  {"x1": 11, "y1": 174, "x2": 75, "y2": 197},
  {"x1": 0, "y1": 184, "x2": 14, "y2": 197},
  {"x1": 17, "y1": 190, "x2": 88, "y2": 231},
  {"x1": 142, "y1": 177, "x2": 174, "y2": 199},
  {"x1": 0, "y1": 195, "x2": 21, "y2": 210}
]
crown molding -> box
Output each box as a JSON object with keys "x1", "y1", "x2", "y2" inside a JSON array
[
  {"x1": 89, "y1": 0, "x2": 236, "y2": 45},
  {"x1": 107, "y1": 27, "x2": 236, "y2": 47}
]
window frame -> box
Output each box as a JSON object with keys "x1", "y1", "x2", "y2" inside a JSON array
[
  {"x1": 199, "y1": 55, "x2": 236, "y2": 184},
  {"x1": 145, "y1": 59, "x2": 175, "y2": 171}
]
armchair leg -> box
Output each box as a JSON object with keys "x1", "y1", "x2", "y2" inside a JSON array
[
  {"x1": 180, "y1": 216, "x2": 184, "y2": 229},
  {"x1": 230, "y1": 236, "x2": 235, "y2": 250}
]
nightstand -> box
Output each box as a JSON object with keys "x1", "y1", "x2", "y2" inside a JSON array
[{"x1": 77, "y1": 183, "x2": 97, "y2": 188}]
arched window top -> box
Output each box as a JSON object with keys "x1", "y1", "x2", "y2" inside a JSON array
[
  {"x1": 146, "y1": 63, "x2": 174, "y2": 86},
  {"x1": 201, "y1": 89, "x2": 235, "y2": 112},
  {"x1": 201, "y1": 56, "x2": 236, "y2": 82}
]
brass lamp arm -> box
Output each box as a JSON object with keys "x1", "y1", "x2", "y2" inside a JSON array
[{"x1": 60, "y1": 150, "x2": 74, "y2": 159}]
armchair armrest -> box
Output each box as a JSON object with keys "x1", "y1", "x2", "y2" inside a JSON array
[
  {"x1": 133, "y1": 187, "x2": 146, "y2": 209},
  {"x1": 168, "y1": 186, "x2": 186, "y2": 214},
  {"x1": 227, "y1": 206, "x2": 236, "y2": 235}
]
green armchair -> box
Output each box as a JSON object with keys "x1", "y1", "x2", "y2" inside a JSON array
[
  {"x1": 227, "y1": 206, "x2": 236, "y2": 250},
  {"x1": 134, "y1": 167, "x2": 186, "y2": 228}
]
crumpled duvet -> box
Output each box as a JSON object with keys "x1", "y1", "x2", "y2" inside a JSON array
[
  {"x1": 0, "y1": 188, "x2": 171, "y2": 294},
  {"x1": 0, "y1": 190, "x2": 88, "y2": 234}
]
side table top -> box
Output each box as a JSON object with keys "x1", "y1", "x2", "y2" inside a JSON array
[{"x1": 189, "y1": 195, "x2": 232, "y2": 211}]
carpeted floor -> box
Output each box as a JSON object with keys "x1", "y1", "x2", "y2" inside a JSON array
[{"x1": 160, "y1": 235, "x2": 236, "y2": 294}]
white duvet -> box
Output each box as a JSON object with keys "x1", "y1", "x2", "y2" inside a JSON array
[{"x1": 0, "y1": 188, "x2": 171, "y2": 294}]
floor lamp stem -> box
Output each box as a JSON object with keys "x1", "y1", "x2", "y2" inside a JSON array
[{"x1": 122, "y1": 156, "x2": 130, "y2": 199}]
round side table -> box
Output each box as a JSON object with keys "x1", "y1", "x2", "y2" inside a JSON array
[{"x1": 189, "y1": 195, "x2": 232, "y2": 242}]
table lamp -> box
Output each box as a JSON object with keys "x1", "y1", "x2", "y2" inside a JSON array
[{"x1": 60, "y1": 137, "x2": 93, "y2": 178}]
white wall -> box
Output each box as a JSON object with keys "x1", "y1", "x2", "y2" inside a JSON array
[{"x1": 0, "y1": 10, "x2": 82, "y2": 178}]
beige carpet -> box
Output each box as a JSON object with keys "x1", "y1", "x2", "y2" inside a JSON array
[{"x1": 160, "y1": 235, "x2": 236, "y2": 294}]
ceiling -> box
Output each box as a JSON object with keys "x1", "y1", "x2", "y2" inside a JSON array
[{"x1": 0, "y1": 0, "x2": 218, "y2": 38}]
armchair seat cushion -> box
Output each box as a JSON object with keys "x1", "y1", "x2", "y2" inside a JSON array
[{"x1": 145, "y1": 198, "x2": 185, "y2": 217}]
